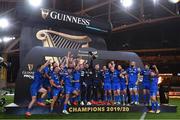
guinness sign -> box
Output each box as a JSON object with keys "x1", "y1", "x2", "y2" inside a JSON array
[
  {"x1": 40, "y1": 8, "x2": 91, "y2": 26},
  {"x1": 16, "y1": 6, "x2": 111, "y2": 33}
]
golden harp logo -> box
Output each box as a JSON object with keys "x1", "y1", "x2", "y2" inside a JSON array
[
  {"x1": 41, "y1": 8, "x2": 50, "y2": 20},
  {"x1": 27, "y1": 64, "x2": 34, "y2": 71}
]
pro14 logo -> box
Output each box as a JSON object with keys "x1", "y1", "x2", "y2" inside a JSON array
[{"x1": 22, "y1": 64, "x2": 34, "y2": 80}]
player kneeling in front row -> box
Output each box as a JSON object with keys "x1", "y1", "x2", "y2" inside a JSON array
[
  {"x1": 62, "y1": 67, "x2": 79, "y2": 114},
  {"x1": 25, "y1": 60, "x2": 50, "y2": 117},
  {"x1": 149, "y1": 65, "x2": 160, "y2": 113}
]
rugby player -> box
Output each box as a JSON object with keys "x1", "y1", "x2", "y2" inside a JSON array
[
  {"x1": 62, "y1": 67, "x2": 79, "y2": 114},
  {"x1": 126, "y1": 61, "x2": 140, "y2": 105},
  {"x1": 141, "y1": 64, "x2": 151, "y2": 106},
  {"x1": 92, "y1": 64, "x2": 103, "y2": 103},
  {"x1": 72, "y1": 65, "x2": 81, "y2": 105},
  {"x1": 25, "y1": 60, "x2": 50, "y2": 117},
  {"x1": 50, "y1": 66, "x2": 63, "y2": 112},
  {"x1": 118, "y1": 65, "x2": 128, "y2": 106},
  {"x1": 102, "y1": 65, "x2": 112, "y2": 105},
  {"x1": 149, "y1": 65, "x2": 160, "y2": 113},
  {"x1": 110, "y1": 66, "x2": 121, "y2": 105}
]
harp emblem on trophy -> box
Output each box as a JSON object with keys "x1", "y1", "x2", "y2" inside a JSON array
[{"x1": 36, "y1": 29, "x2": 92, "y2": 64}]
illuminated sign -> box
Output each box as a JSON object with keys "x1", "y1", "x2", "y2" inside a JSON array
[
  {"x1": 68, "y1": 106, "x2": 130, "y2": 113},
  {"x1": 41, "y1": 8, "x2": 91, "y2": 26}
]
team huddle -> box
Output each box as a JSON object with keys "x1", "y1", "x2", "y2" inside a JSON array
[{"x1": 25, "y1": 52, "x2": 160, "y2": 117}]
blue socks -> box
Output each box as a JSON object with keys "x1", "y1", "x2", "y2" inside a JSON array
[
  {"x1": 124, "y1": 94, "x2": 127, "y2": 103},
  {"x1": 144, "y1": 94, "x2": 150, "y2": 104},
  {"x1": 155, "y1": 101, "x2": 159, "y2": 110},
  {"x1": 135, "y1": 94, "x2": 139, "y2": 103},
  {"x1": 151, "y1": 101, "x2": 160, "y2": 111},
  {"x1": 131, "y1": 94, "x2": 138, "y2": 103},
  {"x1": 120, "y1": 95, "x2": 124, "y2": 103},
  {"x1": 104, "y1": 95, "x2": 107, "y2": 101},
  {"x1": 63, "y1": 104, "x2": 67, "y2": 110},
  {"x1": 114, "y1": 96, "x2": 118, "y2": 102},
  {"x1": 151, "y1": 102, "x2": 155, "y2": 111},
  {"x1": 107, "y1": 95, "x2": 111, "y2": 101},
  {"x1": 27, "y1": 108, "x2": 31, "y2": 112},
  {"x1": 37, "y1": 98, "x2": 43, "y2": 102},
  {"x1": 47, "y1": 92, "x2": 51, "y2": 99},
  {"x1": 143, "y1": 94, "x2": 147, "y2": 103},
  {"x1": 131, "y1": 95, "x2": 135, "y2": 103},
  {"x1": 104, "y1": 94, "x2": 112, "y2": 101},
  {"x1": 77, "y1": 95, "x2": 80, "y2": 102},
  {"x1": 117, "y1": 95, "x2": 121, "y2": 103},
  {"x1": 114, "y1": 95, "x2": 121, "y2": 103},
  {"x1": 70, "y1": 97, "x2": 76, "y2": 103},
  {"x1": 147, "y1": 94, "x2": 150, "y2": 104}
]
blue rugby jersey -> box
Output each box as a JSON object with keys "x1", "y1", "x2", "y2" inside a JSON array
[
  {"x1": 126, "y1": 67, "x2": 139, "y2": 83},
  {"x1": 141, "y1": 69, "x2": 151, "y2": 84},
  {"x1": 103, "y1": 70, "x2": 111, "y2": 84},
  {"x1": 111, "y1": 70, "x2": 120, "y2": 83},
  {"x1": 150, "y1": 72, "x2": 158, "y2": 91},
  {"x1": 51, "y1": 72, "x2": 61, "y2": 86},
  {"x1": 73, "y1": 70, "x2": 80, "y2": 86},
  {"x1": 43, "y1": 66, "x2": 51, "y2": 84},
  {"x1": 119, "y1": 70, "x2": 126, "y2": 84},
  {"x1": 63, "y1": 71, "x2": 73, "y2": 87},
  {"x1": 31, "y1": 71, "x2": 43, "y2": 89}
]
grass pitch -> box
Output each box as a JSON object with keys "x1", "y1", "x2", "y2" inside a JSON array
[{"x1": 0, "y1": 96, "x2": 179, "y2": 119}]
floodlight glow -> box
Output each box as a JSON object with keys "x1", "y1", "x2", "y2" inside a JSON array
[
  {"x1": 153, "y1": 0, "x2": 159, "y2": 4},
  {"x1": 0, "y1": 18, "x2": 9, "y2": 29},
  {"x1": 120, "y1": 0, "x2": 133, "y2": 8},
  {"x1": 168, "y1": 0, "x2": 180, "y2": 3},
  {"x1": 3, "y1": 37, "x2": 11, "y2": 43},
  {"x1": 2, "y1": 36, "x2": 15, "y2": 43},
  {"x1": 28, "y1": 0, "x2": 42, "y2": 7}
]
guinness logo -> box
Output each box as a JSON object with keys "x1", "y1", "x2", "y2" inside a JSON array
[
  {"x1": 41, "y1": 8, "x2": 50, "y2": 19},
  {"x1": 40, "y1": 8, "x2": 91, "y2": 26},
  {"x1": 28, "y1": 64, "x2": 34, "y2": 71}
]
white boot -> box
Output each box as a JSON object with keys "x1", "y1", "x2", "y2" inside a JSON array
[
  {"x1": 80, "y1": 101, "x2": 85, "y2": 106},
  {"x1": 62, "y1": 110, "x2": 70, "y2": 114}
]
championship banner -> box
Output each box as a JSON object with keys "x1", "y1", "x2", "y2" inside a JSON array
[{"x1": 68, "y1": 106, "x2": 130, "y2": 113}]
